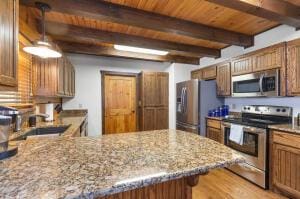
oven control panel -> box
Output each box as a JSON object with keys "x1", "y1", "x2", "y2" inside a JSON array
[{"x1": 242, "y1": 105, "x2": 292, "y2": 117}]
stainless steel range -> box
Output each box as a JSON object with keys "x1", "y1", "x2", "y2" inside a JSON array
[{"x1": 222, "y1": 105, "x2": 293, "y2": 189}]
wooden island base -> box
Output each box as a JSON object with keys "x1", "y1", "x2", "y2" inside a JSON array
[{"x1": 99, "y1": 174, "x2": 202, "y2": 199}]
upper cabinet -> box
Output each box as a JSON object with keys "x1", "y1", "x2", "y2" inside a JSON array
[
  {"x1": 231, "y1": 56, "x2": 253, "y2": 76},
  {"x1": 287, "y1": 39, "x2": 300, "y2": 96},
  {"x1": 32, "y1": 56, "x2": 75, "y2": 98},
  {"x1": 216, "y1": 62, "x2": 231, "y2": 97},
  {"x1": 191, "y1": 66, "x2": 216, "y2": 81},
  {"x1": 0, "y1": 0, "x2": 18, "y2": 88}
]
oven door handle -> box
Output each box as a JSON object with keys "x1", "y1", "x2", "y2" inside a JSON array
[
  {"x1": 222, "y1": 123, "x2": 266, "y2": 134},
  {"x1": 259, "y1": 74, "x2": 265, "y2": 94}
]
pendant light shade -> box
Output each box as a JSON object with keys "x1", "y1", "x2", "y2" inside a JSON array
[{"x1": 23, "y1": 2, "x2": 62, "y2": 58}]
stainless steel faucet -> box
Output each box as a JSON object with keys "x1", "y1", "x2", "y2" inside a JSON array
[{"x1": 28, "y1": 113, "x2": 49, "y2": 127}]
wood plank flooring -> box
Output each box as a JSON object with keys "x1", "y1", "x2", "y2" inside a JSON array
[{"x1": 193, "y1": 169, "x2": 287, "y2": 199}]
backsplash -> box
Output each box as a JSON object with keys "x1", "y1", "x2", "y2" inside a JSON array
[{"x1": 225, "y1": 97, "x2": 300, "y2": 117}]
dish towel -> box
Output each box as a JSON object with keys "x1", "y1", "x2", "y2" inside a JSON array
[{"x1": 229, "y1": 124, "x2": 244, "y2": 145}]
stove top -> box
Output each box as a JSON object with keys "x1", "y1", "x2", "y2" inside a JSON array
[{"x1": 223, "y1": 105, "x2": 293, "y2": 129}]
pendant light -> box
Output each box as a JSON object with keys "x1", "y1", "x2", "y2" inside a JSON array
[{"x1": 23, "y1": 2, "x2": 62, "y2": 58}]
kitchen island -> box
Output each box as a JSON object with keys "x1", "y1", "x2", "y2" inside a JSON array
[{"x1": 0, "y1": 130, "x2": 244, "y2": 199}]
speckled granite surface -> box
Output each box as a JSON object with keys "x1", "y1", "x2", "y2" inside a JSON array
[
  {"x1": 269, "y1": 124, "x2": 300, "y2": 135},
  {"x1": 0, "y1": 130, "x2": 244, "y2": 199},
  {"x1": 9, "y1": 115, "x2": 87, "y2": 141}
]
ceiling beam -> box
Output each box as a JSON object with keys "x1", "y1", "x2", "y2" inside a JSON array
[
  {"x1": 207, "y1": 0, "x2": 300, "y2": 28},
  {"x1": 20, "y1": 0, "x2": 253, "y2": 47},
  {"x1": 41, "y1": 21, "x2": 220, "y2": 58},
  {"x1": 56, "y1": 41, "x2": 200, "y2": 65}
]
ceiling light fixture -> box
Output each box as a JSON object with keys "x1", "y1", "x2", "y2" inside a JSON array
[
  {"x1": 23, "y1": 2, "x2": 62, "y2": 58},
  {"x1": 114, "y1": 45, "x2": 169, "y2": 56}
]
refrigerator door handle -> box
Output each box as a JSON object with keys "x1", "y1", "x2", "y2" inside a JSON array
[
  {"x1": 182, "y1": 87, "x2": 186, "y2": 113},
  {"x1": 180, "y1": 88, "x2": 184, "y2": 113},
  {"x1": 183, "y1": 87, "x2": 187, "y2": 113}
]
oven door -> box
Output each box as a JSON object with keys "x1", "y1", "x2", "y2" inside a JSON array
[
  {"x1": 232, "y1": 69, "x2": 279, "y2": 97},
  {"x1": 222, "y1": 123, "x2": 267, "y2": 171}
]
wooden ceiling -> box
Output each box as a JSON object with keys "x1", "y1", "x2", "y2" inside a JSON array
[{"x1": 20, "y1": 0, "x2": 300, "y2": 64}]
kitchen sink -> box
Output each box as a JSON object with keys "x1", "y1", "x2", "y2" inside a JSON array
[{"x1": 12, "y1": 126, "x2": 70, "y2": 141}]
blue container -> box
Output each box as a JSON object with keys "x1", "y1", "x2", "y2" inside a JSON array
[
  {"x1": 208, "y1": 110, "x2": 213, "y2": 117},
  {"x1": 223, "y1": 105, "x2": 229, "y2": 116},
  {"x1": 215, "y1": 108, "x2": 220, "y2": 117}
]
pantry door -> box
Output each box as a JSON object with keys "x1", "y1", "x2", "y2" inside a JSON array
[{"x1": 103, "y1": 73, "x2": 137, "y2": 134}]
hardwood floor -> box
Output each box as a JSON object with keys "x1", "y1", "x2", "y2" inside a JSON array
[{"x1": 193, "y1": 169, "x2": 287, "y2": 199}]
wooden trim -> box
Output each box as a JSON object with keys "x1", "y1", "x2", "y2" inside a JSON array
[
  {"x1": 21, "y1": 0, "x2": 253, "y2": 47},
  {"x1": 57, "y1": 41, "x2": 200, "y2": 65},
  {"x1": 207, "y1": 0, "x2": 300, "y2": 28},
  {"x1": 100, "y1": 71, "x2": 139, "y2": 134}
]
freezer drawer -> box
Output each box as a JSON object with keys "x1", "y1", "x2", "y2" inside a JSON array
[{"x1": 176, "y1": 122, "x2": 200, "y2": 134}]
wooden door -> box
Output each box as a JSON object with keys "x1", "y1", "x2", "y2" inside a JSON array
[
  {"x1": 201, "y1": 65, "x2": 217, "y2": 80},
  {"x1": 216, "y1": 62, "x2": 231, "y2": 96},
  {"x1": 206, "y1": 127, "x2": 222, "y2": 143},
  {"x1": 272, "y1": 143, "x2": 300, "y2": 198},
  {"x1": 155, "y1": 107, "x2": 169, "y2": 130},
  {"x1": 287, "y1": 39, "x2": 300, "y2": 96},
  {"x1": 32, "y1": 57, "x2": 58, "y2": 96},
  {"x1": 0, "y1": 0, "x2": 18, "y2": 87},
  {"x1": 142, "y1": 107, "x2": 156, "y2": 131},
  {"x1": 143, "y1": 72, "x2": 157, "y2": 106},
  {"x1": 104, "y1": 75, "x2": 137, "y2": 134},
  {"x1": 252, "y1": 43, "x2": 285, "y2": 72},
  {"x1": 64, "y1": 60, "x2": 71, "y2": 96},
  {"x1": 156, "y1": 72, "x2": 169, "y2": 106},
  {"x1": 231, "y1": 56, "x2": 253, "y2": 76}
]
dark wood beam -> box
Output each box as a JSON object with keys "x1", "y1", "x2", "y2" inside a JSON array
[
  {"x1": 20, "y1": 0, "x2": 253, "y2": 47},
  {"x1": 42, "y1": 21, "x2": 219, "y2": 58},
  {"x1": 207, "y1": 0, "x2": 300, "y2": 28},
  {"x1": 56, "y1": 41, "x2": 200, "y2": 65}
]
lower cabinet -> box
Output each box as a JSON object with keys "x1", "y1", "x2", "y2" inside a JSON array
[
  {"x1": 270, "y1": 130, "x2": 300, "y2": 198},
  {"x1": 140, "y1": 107, "x2": 168, "y2": 131},
  {"x1": 206, "y1": 118, "x2": 223, "y2": 144}
]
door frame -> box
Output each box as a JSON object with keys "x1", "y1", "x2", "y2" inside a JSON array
[{"x1": 101, "y1": 71, "x2": 139, "y2": 134}]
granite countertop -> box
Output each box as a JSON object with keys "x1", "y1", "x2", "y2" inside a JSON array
[
  {"x1": 9, "y1": 115, "x2": 87, "y2": 141},
  {"x1": 0, "y1": 130, "x2": 244, "y2": 199},
  {"x1": 269, "y1": 123, "x2": 300, "y2": 135}
]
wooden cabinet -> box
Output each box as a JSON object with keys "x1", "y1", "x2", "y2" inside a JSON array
[
  {"x1": 0, "y1": 0, "x2": 18, "y2": 87},
  {"x1": 252, "y1": 43, "x2": 285, "y2": 72},
  {"x1": 191, "y1": 70, "x2": 202, "y2": 80},
  {"x1": 231, "y1": 55, "x2": 253, "y2": 76},
  {"x1": 139, "y1": 72, "x2": 169, "y2": 131},
  {"x1": 287, "y1": 39, "x2": 300, "y2": 96},
  {"x1": 32, "y1": 56, "x2": 75, "y2": 97},
  {"x1": 201, "y1": 65, "x2": 217, "y2": 80},
  {"x1": 216, "y1": 62, "x2": 231, "y2": 96},
  {"x1": 206, "y1": 118, "x2": 223, "y2": 144},
  {"x1": 191, "y1": 66, "x2": 216, "y2": 80},
  {"x1": 270, "y1": 130, "x2": 300, "y2": 199}
]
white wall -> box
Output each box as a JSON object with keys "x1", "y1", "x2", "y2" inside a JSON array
[
  {"x1": 63, "y1": 54, "x2": 196, "y2": 136},
  {"x1": 198, "y1": 25, "x2": 300, "y2": 117}
]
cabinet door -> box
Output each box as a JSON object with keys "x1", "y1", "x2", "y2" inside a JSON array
[
  {"x1": 32, "y1": 57, "x2": 58, "y2": 96},
  {"x1": 155, "y1": 107, "x2": 168, "y2": 130},
  {"x1": 71, "y1": 66, "x2": 75, "y2": 96},
  {"x1": 287, "y1": 40, "x2": 300, "y2": 96},
  {"x1": 216, "y1": 62, "x2": 231, "y2": 96},
  {"x1": 143, "y1": 72, "x2": 157, "y2": 106},
  {"x1": 57, "y1": 58, "x2": 65, "y2": 96},
  {"x1": 0, "y1": 0, "x2": 18, "y2": 87},
  {"x1": 206, "y1": 127, "x2": 223, "y2": 143},
  {"x1": 142, "y1": 107, "x2": 156, "y2": 131},
  {"x1": 201, "y1": 66, "x2": 217, "y2": 80},
  {"x1": 253, "y1": 43, "x2": 285, "y2": 72},
  {"x1": 156, "y1": 72, "x2": 169, "y2": 106},
  {"x1": 191, "y1": 70, "x2": 202, "y2": 80},
  {"x1": 231, "y1": 56, "x2": 253, "y2": 76},
  {"x1": 64, "y1": 60, "x2": 71, "y2": 96},
  {"x1": 272, "y1": 143, "x2": 300, "y2": 198}
]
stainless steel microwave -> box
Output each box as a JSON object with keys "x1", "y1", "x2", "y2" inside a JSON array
[{"x1": 232, "y1": 69, "x2": 279, "y2": 97}]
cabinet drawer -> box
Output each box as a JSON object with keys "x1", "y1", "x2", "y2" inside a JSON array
[
  {"x1": 206, "y1": 119, "x2": 221, "y2": 129},
  {"x1": 273, "y1": 130, "x2": 300, "y2": 149}
]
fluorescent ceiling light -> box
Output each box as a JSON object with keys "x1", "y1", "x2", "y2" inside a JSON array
[{"x1": 114, "y1": 45, "x2": 168, "y2": 56}]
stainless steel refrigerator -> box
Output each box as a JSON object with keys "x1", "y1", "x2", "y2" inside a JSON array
[{"x1": 176, "y1": 80, "x2": 224, "y2": 136}]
